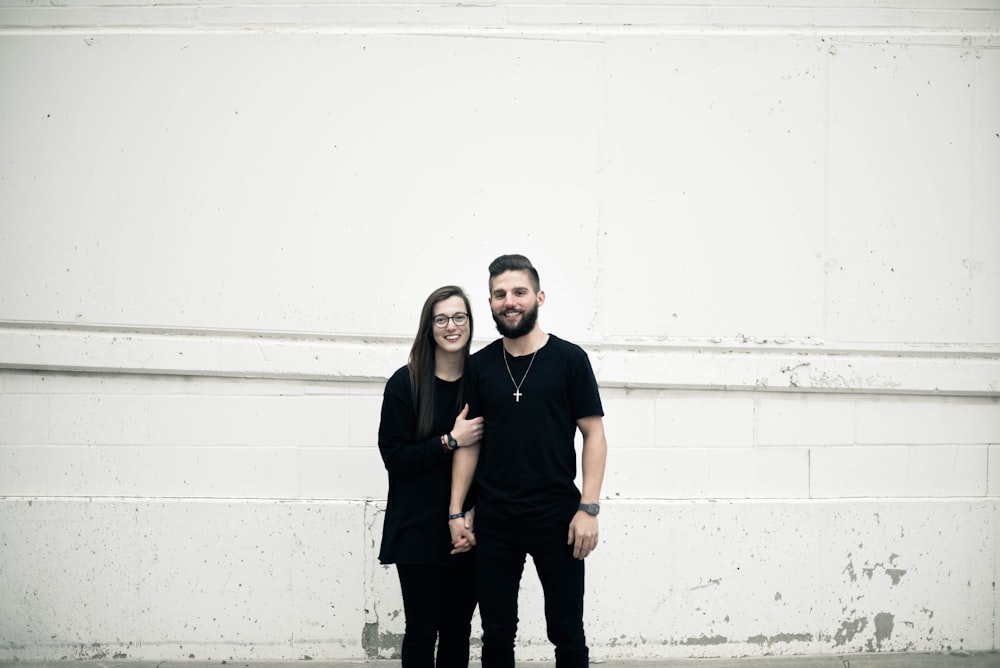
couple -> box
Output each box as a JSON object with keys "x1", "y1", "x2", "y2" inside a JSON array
[{"x1": 377, "y1": 253, "x2": 609, "y2": 668}]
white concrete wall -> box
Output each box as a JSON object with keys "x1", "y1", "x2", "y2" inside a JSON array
[{"x1": 1, "y1": 0, "x2": 999, "y2": 661}]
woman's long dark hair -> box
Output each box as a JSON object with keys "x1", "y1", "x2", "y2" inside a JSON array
[{"x1": 408, "y1": 285, "x2": 474, "y2": 440}]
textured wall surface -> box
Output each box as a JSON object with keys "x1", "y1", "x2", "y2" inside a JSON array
[{"x1": 1, "y1": 0, "x2": 999, "y2": 661}]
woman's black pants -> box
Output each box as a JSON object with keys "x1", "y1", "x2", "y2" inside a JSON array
[{"x1": 396, "y1": 560, "x2": 477, "y2": 668}]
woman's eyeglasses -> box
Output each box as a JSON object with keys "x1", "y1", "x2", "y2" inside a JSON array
[{"x1": 433, "y1": 313, "x2": 470, "y2": 328}]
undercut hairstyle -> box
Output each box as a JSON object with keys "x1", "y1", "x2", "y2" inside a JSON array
[
  {"x1": 488, "y1": 253, "x2": 541, "y2": 293},
  {"x1": 407, "y1": 285, "x2": 474, "y2": 439}
]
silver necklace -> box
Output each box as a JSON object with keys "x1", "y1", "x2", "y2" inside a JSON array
[{"x1": 502, "y1": 344, "x2": 538, "y2": 403}]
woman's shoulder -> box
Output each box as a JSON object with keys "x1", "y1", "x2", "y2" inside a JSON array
[{"x1": 384, "y1": 365, "x2": 413, "y2": 394}]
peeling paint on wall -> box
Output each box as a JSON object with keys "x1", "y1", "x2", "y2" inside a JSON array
[
  {"x1": 870, "y1": 612, "x2": 895, "y2": 651},
  {"x1": 748, "y1": 633, "x2": 814, "y2": 646},
  {"x1": 843, "y1": 555, "x2": 858, "y2": 582},
  {"x1": 362, "y1": 622, "x2": 404, "y2": 660},
  {"x1": 65, "y1": 643, "x2": 133, "y2": 661},
  {"x1": 681, "y1": 635, "x2": 728, "y2": 646},
  {"x1": 834, "y1": 617, "x2": 868, "y2": 646},
  {"x1": 861, "y1": 553, "x2": 907, "y2": 585}
]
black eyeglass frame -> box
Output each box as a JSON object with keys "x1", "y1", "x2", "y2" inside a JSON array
[{"x1": 432, "y1": 312, "x2": 470, "y2": 328}]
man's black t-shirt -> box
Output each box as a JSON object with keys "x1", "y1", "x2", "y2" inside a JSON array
[{"x1": 465, "y1": 335, "x2": 604, "y2": 527}]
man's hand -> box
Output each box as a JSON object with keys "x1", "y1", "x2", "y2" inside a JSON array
[{"x1": 567, "y1": 511, "x2": 599, "y2": 560}]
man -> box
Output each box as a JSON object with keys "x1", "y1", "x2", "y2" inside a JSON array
[{"x1": 449, "y1": 253, "x2": 608, "y2": 668}]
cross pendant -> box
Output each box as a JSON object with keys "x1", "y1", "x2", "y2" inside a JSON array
[{"x1": 513, "y1": 390, "x2": 522, "y2": 402}]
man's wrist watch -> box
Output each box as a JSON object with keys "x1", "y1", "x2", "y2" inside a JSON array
[
  {"x1": 445, "y1": 432, "x2": 459, "y2": 450},
  {"x1": 578, "y1": 502, "x2": 600, "y2": 516}
]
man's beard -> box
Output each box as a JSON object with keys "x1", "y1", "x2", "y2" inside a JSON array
[{"x1": 492, "y1": 302, "x2": 539, "y2": 339}]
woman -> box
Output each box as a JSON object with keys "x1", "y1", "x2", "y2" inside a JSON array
[{"x1": 377, "y1": 285, "x2": 484, "y2": 668}]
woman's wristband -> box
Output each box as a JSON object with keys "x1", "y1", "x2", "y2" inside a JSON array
[{"x1": 448, "y1": 512, "x2": 465, "y2": 520}]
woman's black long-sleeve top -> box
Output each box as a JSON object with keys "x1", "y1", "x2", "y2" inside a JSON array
[{"x1": 377, "y1": 365, "x2": 472, "y2": 566}]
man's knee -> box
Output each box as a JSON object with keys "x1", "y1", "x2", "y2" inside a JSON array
[{"x1": 545, "y1": 617, "x2": 586, "y2": 648}]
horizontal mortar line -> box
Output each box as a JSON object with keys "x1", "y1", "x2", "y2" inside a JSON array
[
  {"x1": 601, "y1": 382, "x2": 1000, "y2": 398},
  {"x1": 0, "y1": 495, "x2": 995, "y2": 503},
  {"x1": 0, "y1": 443, "x2": 373, "y2": 448},
  {"x1": 1, "y1": 365, "x2": 995, "y2": 397},
  {"x1": 0, "y1": 23, "x2": 998, "y2": 36},
  {"x1": 3, "y1": 319, "x2": 998, "y2": 357},
  {"x1": 597, "y1": 343, "x2": 1000, "y2": 358},
  {"x1": 0, "y1": 495, "x2": 377, "y2": 502},
  {"x1": 0, "y1": 318, "x2": 411, "y2": 345},
  {"x1": 0, "y1": 363, "x2": 391, "y2": 383}
]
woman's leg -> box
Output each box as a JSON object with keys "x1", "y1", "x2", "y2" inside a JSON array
[
  {"x1": 435, "y1": 557, "x2": 477, "y2": 668},
  {"x1": 396, "y1": 563, "x2": 443, "y2": 668}
]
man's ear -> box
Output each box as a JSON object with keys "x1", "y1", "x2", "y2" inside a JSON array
[{"x1": 537, "y1": 290, "x2": 545, "y2": 306}]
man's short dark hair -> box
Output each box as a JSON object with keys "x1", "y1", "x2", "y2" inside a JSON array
[{"x1": 489, "y1": 254, "x2": 540, "y2": 292}]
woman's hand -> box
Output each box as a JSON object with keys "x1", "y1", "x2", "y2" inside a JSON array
[
  {"x1": 450, "y1": 509, "x2": 477, "y2": 554},
  {"x1": 450, "y1": 404, "x2": 483, "y2": 448}
]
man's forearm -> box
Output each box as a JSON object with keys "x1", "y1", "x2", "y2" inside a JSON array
[{"x1": 450, "y1": 444, "x2": 480, "y2": 513}]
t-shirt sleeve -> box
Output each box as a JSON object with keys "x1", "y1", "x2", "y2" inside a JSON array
[{"x1": 568, "y1": 345, "x2": 604, "y2": 420}]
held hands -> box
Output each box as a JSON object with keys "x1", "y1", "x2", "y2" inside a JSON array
[
  {"x1": 568, "y1": 511, "x2": 599, "y2": 560},
  {"x1": 448, "y1": 405, "x2": 480, "y2": 553},
  {"x1": 450, "y1": 404, "x2": 483, "y2": 448},
  {"x1": 449, "y1": 507, "x2": 476, "y2": 554}
]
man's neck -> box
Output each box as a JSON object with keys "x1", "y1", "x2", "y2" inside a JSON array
[{"x1": 503, "y1": 328, "x2": 547, "y2": 357}]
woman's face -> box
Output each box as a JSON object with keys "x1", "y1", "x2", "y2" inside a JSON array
[{"x1": 432, "y1": 295, "x2": 471, "y2": 354}]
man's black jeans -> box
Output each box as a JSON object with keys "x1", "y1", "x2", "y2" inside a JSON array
[{"x1": 474, "y1": 514, "x2": 589, "y2": 668}]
